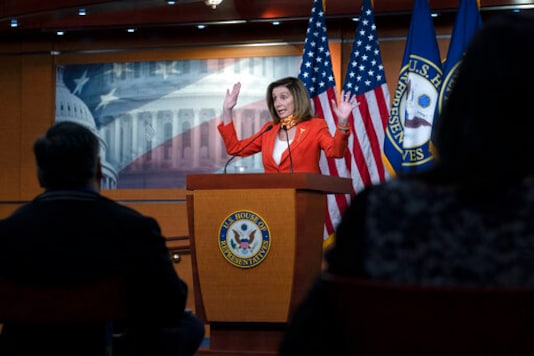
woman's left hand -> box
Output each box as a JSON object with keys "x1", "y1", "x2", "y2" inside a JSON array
[{"x1": 331, "y1": 91, "x2": 358, "y2": 125}]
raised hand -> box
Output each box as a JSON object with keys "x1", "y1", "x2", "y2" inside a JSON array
[
  {"x1": 331, "y1": 90, "x2": 358, "y2": 125},
  {"x1": 223, "y1": 82, "x2": 241, "y2": 113}
]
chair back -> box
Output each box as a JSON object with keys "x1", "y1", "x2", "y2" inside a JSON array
[
  {"x1": 320, "y1": 272, "x2": 534, "y2": 355},
  {"x1": 0, "y1": 277, "x2": 127, "y2": 355}
]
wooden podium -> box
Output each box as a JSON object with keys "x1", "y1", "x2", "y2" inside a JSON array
[{"x1": 186, "y1": 173, "x2": 352, "y2": 355}]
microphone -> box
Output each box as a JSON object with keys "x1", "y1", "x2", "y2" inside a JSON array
[
  {"x1": 282, "y1": 125, "x2": 294, "y2": 173},
  {"x1": 223, "y1": 125, "x2": 274, "y2": 174}
]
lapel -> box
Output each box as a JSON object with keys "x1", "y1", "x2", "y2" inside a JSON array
[
  {"x1": 263, "y1": 126, "x2": 278, "y2": 156},
  {"x1": 261, "y1": 125, "x2": 279, "y2": 167},
  {"x1": 280, "y1": 121, "x2": 310, "y2": 162}
]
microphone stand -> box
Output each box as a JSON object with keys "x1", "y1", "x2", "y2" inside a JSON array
[
  {"x1": 223, "y1": 125, "x2": 274, "y2": 174},
  {"x1": 282, "y1": 125, "x2": 294, "y2": 173}
]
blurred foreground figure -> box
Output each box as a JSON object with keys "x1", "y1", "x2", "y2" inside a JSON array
[
  {"x1": 0, "y1": 121, "x2": 204, "y2": 355},
  {"x1": 280, "y1": 12, "x2": 534, "y2": 356}
]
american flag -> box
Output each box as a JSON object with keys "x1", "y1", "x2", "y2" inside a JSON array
[
  {"x1": 58, "y1": 57, "x2": 301, "y2": 188},
  {"x1": 298, "y1": 0, "x2": 351, "y2": 241},
  {"x1": 342, "y1": 0, "x2": 390, "y2": 194}
]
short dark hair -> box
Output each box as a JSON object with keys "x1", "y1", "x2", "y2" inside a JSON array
[
  {"x1": 34, "y1": 121, "x2": 100, "y2": 189},
  {"x1": 266, "y1": 77, "x2": 313, "y2": 123}
]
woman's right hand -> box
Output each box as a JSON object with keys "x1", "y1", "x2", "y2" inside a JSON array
[{"x1": 223, "y1": 82, "x2": 241, "y2": 114}]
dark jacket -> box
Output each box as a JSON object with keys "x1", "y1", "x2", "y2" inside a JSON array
[{"x1": 0, "y1": 189, "x2": 188, "y2": 326}]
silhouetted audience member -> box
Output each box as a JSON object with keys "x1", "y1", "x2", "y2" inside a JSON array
[
  {"x1": 279, "y1": 12, "x2": 534, "y2": 355},
  {"x1": 0, "y1": 121, "x2": 204, "y2": 355}
]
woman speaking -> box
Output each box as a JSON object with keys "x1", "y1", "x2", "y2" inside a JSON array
[{"x1": 218, "y1": 76, "x2": 358, "y2": 174}]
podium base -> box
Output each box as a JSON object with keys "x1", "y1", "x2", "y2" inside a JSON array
[{"x1": 196, "y1": 322, "x2": 285, "y2": 355}]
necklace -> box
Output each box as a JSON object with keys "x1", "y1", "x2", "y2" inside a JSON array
[{"x1": 280, "y1": 115, "x2": 297, "y2": 130}]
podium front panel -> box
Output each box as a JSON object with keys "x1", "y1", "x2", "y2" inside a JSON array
[{"x1": 193, "y1": 188, "x2": 297, "y2": 322}]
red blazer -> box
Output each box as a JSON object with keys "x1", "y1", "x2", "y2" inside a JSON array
[{"x1": 218, "y1": 118, "x2": 349, "y2": 173}]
